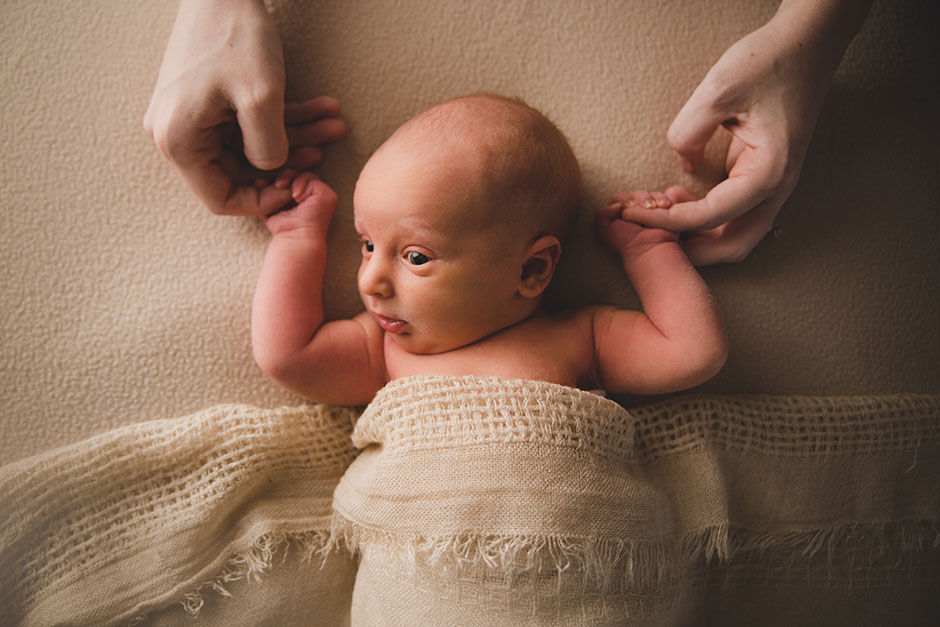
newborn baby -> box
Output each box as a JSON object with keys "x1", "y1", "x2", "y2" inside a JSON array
[{"x1": 252, "y1": 94, "x2": 727, "y2": 405}]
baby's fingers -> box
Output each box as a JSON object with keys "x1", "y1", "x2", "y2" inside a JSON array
[
  {"x1": 607, "y1": 190, "x2": 672, "y2": 214},
  {"x1": 272, "y1": 169, "x2": 298, "y2": 190},
  {"x1": 596, "y1": 200, "x2": 625, "y2": 221},
  {"x1": 664, "y1": 185, "x2": 697, "y2": 204},
  {"x1": 291, "y1": 172, "x2": 319, "y2": 201}
]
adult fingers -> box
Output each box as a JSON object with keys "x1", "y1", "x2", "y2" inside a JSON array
[
  {"x1": 178, "y1": 158, "x2": 293, "y2": 216},
  {"x1": 663, "y1": 185, "x2": 697, "y2": 204},
  {"x1": 284, "y1": 146, "x2": 325, "y2": 171},
  {"x1": 682, "y1": 195, "x2": 782, "y2": 265},
  {"x1": 284, "y1": 96, "x2": 341, "y2": 124},
  {"x1": 287, "y1": 117, "x2": 348, "y2": 148},
  {"x1": 619, "y1": 145, "x2": 780, "y2": 232}
]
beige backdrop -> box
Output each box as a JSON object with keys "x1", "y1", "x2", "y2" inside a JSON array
[{"x1": 1, "y1": 0, "x2": 938, "y2": 464}]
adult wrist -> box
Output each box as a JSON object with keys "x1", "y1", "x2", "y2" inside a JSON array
[{"x1": 771, "y1": 0, "x2": 871, "y2": 65}]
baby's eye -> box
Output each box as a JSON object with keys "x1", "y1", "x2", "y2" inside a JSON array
[
  {"x1": 362, "y1": 240, "x2": 374, "y2": 253},
  {"x1": 406, "y1": 251, "x2": 430, "y2": 266}
]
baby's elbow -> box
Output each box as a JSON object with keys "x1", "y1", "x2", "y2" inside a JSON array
[
  {"x1": 253, "y1": 344, "x2": 295, "y2": 387},
  {"x1": 692, "y1": 331, "x2": 729, "y2": 384}
]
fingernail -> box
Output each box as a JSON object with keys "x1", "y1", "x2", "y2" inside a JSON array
[
  {"x1": 642, "y1": 198, "x2": 657, "y2": 209},
  {"x1": 603, "y1": 201, "x2": 624, "y2": 211},
  {"x1": 657, "y1": 197, "x2": 672, "y2": 208},
  {"x1": 275, "y1": 176, "x2": 291, "y2": 189},
  {"x1": 295, "y1": 179, "x2": 318, "y2": 201},
  {"x1": 624, "y1": 198, "x2": 637, "y2": 208}
]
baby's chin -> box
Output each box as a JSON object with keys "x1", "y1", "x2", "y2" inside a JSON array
[{"x1": 388, "y1": 330, "x2": 472, "y2": 356}]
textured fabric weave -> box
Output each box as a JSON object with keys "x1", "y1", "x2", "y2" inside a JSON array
[
  {"x1": 334, "y1": 376, "x2": 940, "y2": 625},
  {"x1": 0, "y1": 404, "x2": 360, "y2": 626},
  {"x1": 3, "y1": 377, "x2": 938, "y2": 625}
]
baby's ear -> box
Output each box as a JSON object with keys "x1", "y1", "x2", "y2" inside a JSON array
[{"x1": 518, "y1": 235, "x2": 561, "y2": 299}]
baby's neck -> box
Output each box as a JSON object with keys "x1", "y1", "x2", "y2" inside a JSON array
[{"x1": 381, "y1": 309, "x2": 593, "y2": 390}]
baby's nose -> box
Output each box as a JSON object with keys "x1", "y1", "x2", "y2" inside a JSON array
[{"x1": 358, "y1": 258, "x2": 392, "y2": 298}]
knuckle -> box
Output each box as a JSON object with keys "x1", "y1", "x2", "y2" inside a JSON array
[
  {"x1": 665, "y1": 124, "x2": 684, "y2": 147},
  {"x1": 778, "y1": 164, "x2": 802, "y2": 193},
  {"x1": 238, "y1": 84, "x2": 281, "y2": 117},
  {"x1": 724, "y1": 242, "x2": 755, "y2": 264},
  {"x1": 205, "y1": 201, "x2": 228, "y2": 216},
  {"x1": 149, "y1": 124, "x2": 173, "y2": 158},
  {"x1": 154, "y1": 128, "x2": 186, "y2": 163},
  {"x1": 147, "y1": 110, "x2": 190, "y2": 164}
]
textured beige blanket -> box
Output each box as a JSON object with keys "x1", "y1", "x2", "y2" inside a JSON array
[
  {"x1": 1, "y1": 403, "x2": 360, "y2": 626},
  {"x1": 3, "y1": 377, "x2": 938, "y2": 625}
]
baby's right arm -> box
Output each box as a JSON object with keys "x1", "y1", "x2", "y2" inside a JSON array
[
  {"x1": 251, "y1": 173, "x2": 387, "y2": 405},
  {"x1": 593, "y1": 187, "x2": 728, "y2": 395}
]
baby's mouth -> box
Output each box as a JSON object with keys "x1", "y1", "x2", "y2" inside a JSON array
[{"x1": 374, "y1": 313, "x2": 408, "y2": 334}]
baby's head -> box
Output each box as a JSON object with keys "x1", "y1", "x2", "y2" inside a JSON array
[{"x1": 354, "y1": 94, "x2": 581, "y2": 354}]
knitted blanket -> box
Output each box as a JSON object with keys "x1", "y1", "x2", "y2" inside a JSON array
[
  {"x1": 3, "y1": 376, "x2": 939, "y2": 625},
  {"x1": 0, "y1": 404, "x2": 361, "y2": 626}
]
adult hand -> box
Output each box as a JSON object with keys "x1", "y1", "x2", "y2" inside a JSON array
[
  {"x1": 144, "y1": 0, "x2": 344, "y2": 216},
  {"x1": 620, "y1": 0, "x2": 870, "y2": 264}
]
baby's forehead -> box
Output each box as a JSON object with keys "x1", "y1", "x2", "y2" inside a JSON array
[{"x1": 399, "y1": 97, "x2": 534, "y2": 150}]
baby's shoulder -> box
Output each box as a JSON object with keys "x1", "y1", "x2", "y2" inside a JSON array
[
  {"x1": 519, "y1": 305, "x2": 609, "y2": 353},
  {"x1": 532, "y1": 305, "x2": 633, "y2": 358},
  {"x1": 537, "y1": 304, "x2": 612, "y2": 332}
]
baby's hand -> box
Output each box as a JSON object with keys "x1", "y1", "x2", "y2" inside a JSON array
[
  {"x1": 262, "y1": 171, "x2": 338, "y2": 236},
  {"x1": 597, "y1": 187, "x2": 695, "y2": 260}
]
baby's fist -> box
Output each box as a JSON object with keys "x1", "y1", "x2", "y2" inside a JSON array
[
  {"x1": 597, "y1": 189, "x2": 683, "y2": 258},
  {"x1": 263, "y1": 172, "x2": 338, "y2": 236}
]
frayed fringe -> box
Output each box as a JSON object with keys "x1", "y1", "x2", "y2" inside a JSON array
[
  {"x1": 155, "y1": 518, "x2": 939, "y2": 622},
  {"x1": 324, "y1": 513, "x2": 717, "y2": 592},
  {"x1": 325, "y1": 513, "x2": 940, "y2": 592},
  {"x1": 178, "y1": 530, "x2": 330, "y2": 617}
]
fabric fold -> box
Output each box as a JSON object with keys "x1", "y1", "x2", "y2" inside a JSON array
[
  {"x1": 0, "y1": 403, "x2": 360, "y2": 627},
  {"x1": 332, "y1": 375, "x2": 940, "y2": 625},
  {"x1": 3, "y1": 378, "x2": 938, "y2": 625}
]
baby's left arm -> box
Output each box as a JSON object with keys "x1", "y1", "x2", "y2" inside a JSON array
[{"x1": 593, "y1": 187, "x2": 728, "y2": 395}]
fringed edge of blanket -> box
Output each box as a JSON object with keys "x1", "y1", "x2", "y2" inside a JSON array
[
  {"x1": 324, "y1": 513, "x2": 940, "y2": 592},
  {"x1": 159, "y1": 516, "x2": 940, "y2": 622},
  {"x1": 140, "y1": 530, "x2": 332, "y2": 623}
]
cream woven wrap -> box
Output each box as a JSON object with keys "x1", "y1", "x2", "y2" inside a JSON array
[
  {"x1": 333, "y1": 376, "x2": 940, "y2": 626},
  {"x1": 2, "y1": 376, "x2": 938, "y2": 625}
]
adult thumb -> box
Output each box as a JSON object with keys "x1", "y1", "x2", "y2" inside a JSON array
[{"x1": 237, "y1": 96, "x2": 289, "y2": 171}]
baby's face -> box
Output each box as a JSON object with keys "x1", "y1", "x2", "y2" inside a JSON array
[{"x1": 353, "y1": 138, "x2": 530, "y2": 355}]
